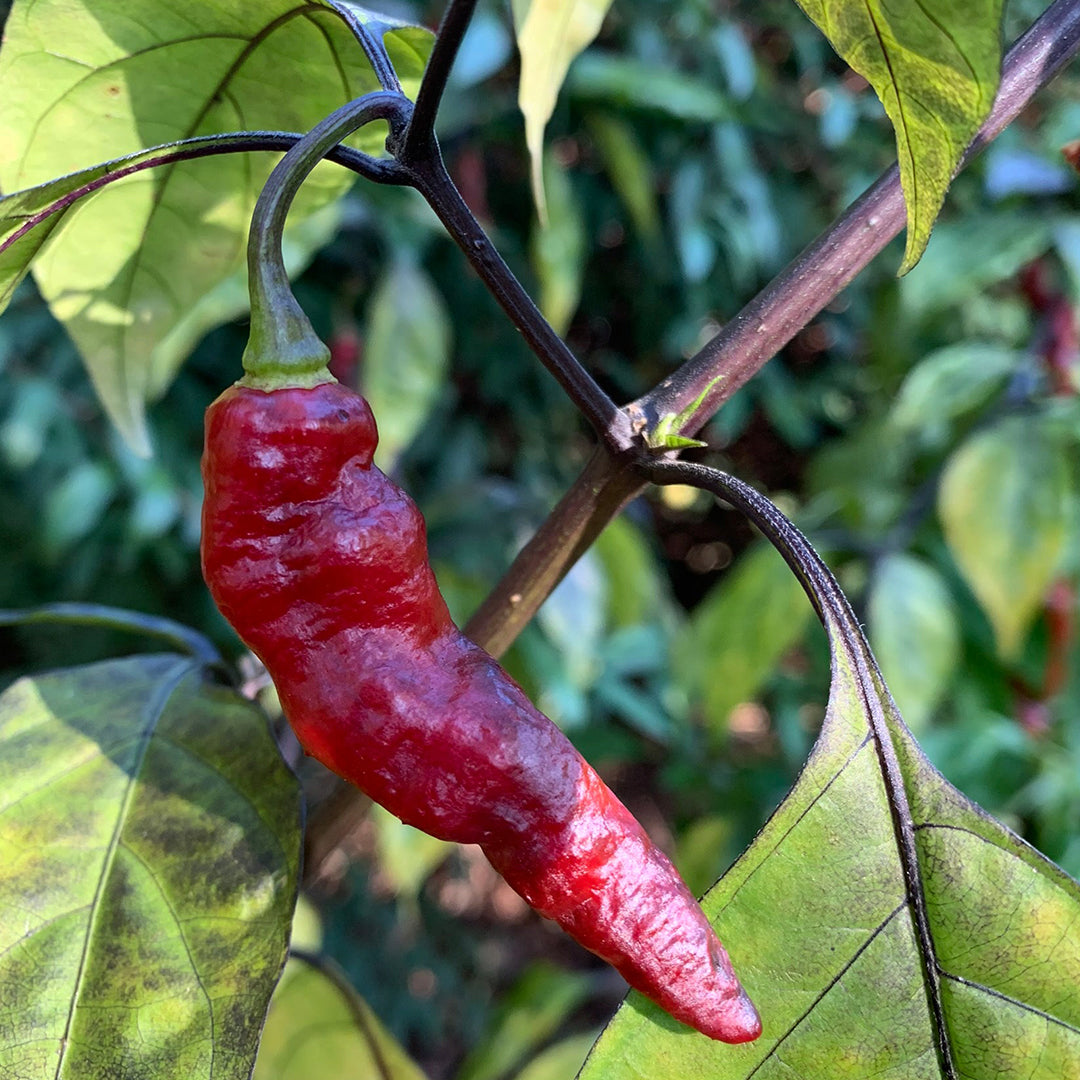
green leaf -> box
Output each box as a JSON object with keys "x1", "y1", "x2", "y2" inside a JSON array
[
  {"x1": 458, "y1": 962, "x2": 592, "y2": 1080},
  {"x1": 890, "y1": 342, "x2": 1021, "y2": 446},
  {"x1": 41, "y1": 460, "x2": 116, "y2": 561},
  {"x1": 868, "y1": 553, "x2": 960, "y2": 730},
  {"x1": 674, "y1": 542, "x2": 813, "y2": 740},
  {"x1": 254, "y1": 954, "x2": 427, "y2": 1080},
  {"x1": 938, "y1": 415, "x2": 1072, "y2": 659},
  {"x1": 0, "y1": 654, "x2": 303, "y2": 1080},
  {"x1": 529, "y1": 152, "x2": 586, "y2": 337},
  {"x1": 362, "y1": 258, "x2": 452, "y2": 473},
  {"x1": 0, "y1": 0, "x2": 432, "y2": 453},
  {"x1": 583, "y1": 485, "x2": 1080, "y2": 1077},
  {"x1": 793, "y1": 0, "x2": 1003, "y2": 272},
  {"x1": 513, "y1": 0, "x2": 613, "y2": 221},
  {"x1": 645, "y1": 375, "x2": 724, "y2": 450}
]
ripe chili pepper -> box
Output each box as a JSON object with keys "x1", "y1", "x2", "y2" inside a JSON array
[
  {"x1": 201, "y1": 379, "x2": 760, "y2": 1043},
  {"x1": 202, "y1": 91, "x2": 760, "y2": 1043}
]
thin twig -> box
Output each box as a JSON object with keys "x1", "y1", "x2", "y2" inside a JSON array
[
  {"x1": 400, "y1": 0, "x2": 481, "y2": 162},
  {"x1": 407, "y1": 153, "x2": 635, "y2": 455},
  {"x1": 0, "y1": 603, "x2": 224, "y2": 670}
]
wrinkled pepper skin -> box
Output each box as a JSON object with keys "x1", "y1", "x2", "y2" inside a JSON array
[{"x1": 201, "y1": 380, "x2": 760, "y2": 1043}]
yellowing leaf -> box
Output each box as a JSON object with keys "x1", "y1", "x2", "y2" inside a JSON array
[
  {"x1": 514, "y1": 0, "x2": 613, "y2": 221},
  {"x1": 794, "y1": 0, "x2": 1003, "y2": 272},
  {"x1": 0, "y1": 654, "x2": 302, "y2": 1080}
]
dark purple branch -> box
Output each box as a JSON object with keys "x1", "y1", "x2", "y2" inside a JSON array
[
  {"x1": 399, "y1": 0, "x2": 480, "y2": 162},
  {"x1": 406, "y1": 152, "x2": 633, "y2": 454},
  {"x1": 638, "y1": 0, "x2": 1080, "y2": 433}
]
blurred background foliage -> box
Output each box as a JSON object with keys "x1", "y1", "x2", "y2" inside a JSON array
[{"x1": 2, "y1": 0, "x2": 1080, "y2": 1075}]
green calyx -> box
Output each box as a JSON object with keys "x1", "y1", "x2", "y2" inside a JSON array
[
  {"x1": 240, "y1": 288, "x2": 334, "y2": 391},
  {"x1": 242, "y1": 90, "x2": 409, "y2": 390}
]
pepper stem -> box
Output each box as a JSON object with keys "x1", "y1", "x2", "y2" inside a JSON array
[{"x1": 242, "y1": 89, "x2": 413, "y2": 389}]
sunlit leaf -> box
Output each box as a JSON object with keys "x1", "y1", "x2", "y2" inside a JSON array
[
  {"x1": 583, "y1": 481, "x2": 1080, "y2": 1078},
  {"x1": 363, "y1": 258, "x2": 452, "y2": 473},
  {"x1": 868, "y1": 553, "x2": 960, "y2": 730},
  {"x1": 0, "y1": 0, "x2": 432, "y2": 452},
  {"x1": 254, "y1": 954, "x2": 426, "y2": 1080},
  {"x1": 794, "y1": 0, "x2": 1003, "y2": 272},
  {"x1": 938, "y1": 415, "x2": 1072, "y2": 659},
  {"x1": 0, "y1": 654, "x2": 302, "y2": 1080},
  {"x1": 513, "y1": 0, "x2": 613, "y2": 221}
]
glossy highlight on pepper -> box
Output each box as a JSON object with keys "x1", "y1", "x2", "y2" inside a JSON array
[{"x1": 201, "y1": 379, "x2": 761, "y2": 1043}]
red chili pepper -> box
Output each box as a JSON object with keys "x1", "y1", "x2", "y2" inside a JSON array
[{"x1": 201, "y1": 379, "x2": 760, "y2": 1043}]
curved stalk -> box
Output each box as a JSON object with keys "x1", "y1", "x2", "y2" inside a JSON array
[
  {"x1": 242, "y1": 90, "x2": 414, "y2": 386},
  {"x1": 637, "y1": 458, "x2": 956, "y2": 1077}
]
